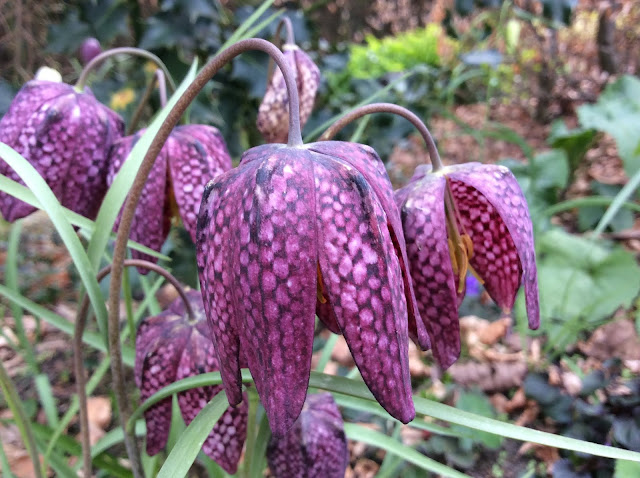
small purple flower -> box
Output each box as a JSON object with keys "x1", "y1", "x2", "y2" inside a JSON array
[
  {"x1": 395, "y1": 163, "x2": 540, "y2": 369},
  {"x1": 267, "y1": 393, "x2": 348, "y2": 478},
  {"x1": 197, "y1": 141, "x2": 427, "y2": 436},
  {"x1": 257, "y1": 45, "x2": 320, "y2": 143},
  {"x1": 0, "y1": 80, "x2": 124, "y2": 222},
  {"x1": 78, "y1": 38, "x2": 102, "y2": 65},
  {"x1": 108, "y1": 124, "x2": 232, "y2": 267},
  {"x1": 135, "y1": 289, "x2": 248, "y2": 474}
]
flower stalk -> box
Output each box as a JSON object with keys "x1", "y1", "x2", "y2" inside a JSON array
[
  {"x1": 75, "y1": 47, "x2": 176, "y2": 92},
  {"x1": 319, "y1": 102, "x2": 444, "y2": 171},
  {"x1": 127, "y1": 69, "x2": 168, "y2": 135},
  {"x1": 105, "y1": 38, "x2": 302, "y2": 477},
  {"x1": 74, "y1": 259, "x2": 193, "y2": 478}
]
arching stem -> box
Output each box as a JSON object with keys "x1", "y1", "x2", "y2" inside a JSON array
[
  {"x1": 319, "y1": 102, "x2": 444, "y2": 171},
  {"x1": 127, "y1": 69, "x2": 169, "y2": 135},
  {"x1": 75, "y1": 47, "x2": 176, "y2": 92},
  {"x1": 74, "y1": 259, "x2": 193, "y2": 478},
  {"x1": 105, "y1": 38, "x2": 302, "y2": 478},
  {"x1": 267, "y1": 16, "x2": 296, "y2": 83}
]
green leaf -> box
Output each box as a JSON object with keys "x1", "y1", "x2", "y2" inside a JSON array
[
  {"x1": 344, "y1": 423, "x2": 470, "y2": 478},
  {"x1": 594, "y1": 165, "x2": 640, "y2": 236},
  {"x1": 0, "y1": 175, "x2": 169, "y2": 260},
  {"x1": 131, "y1": 370, "x2": 640, "y2": 463},
  {"x1": 157, "y1": 392, "x2": 229, "y2": 478},
  {"x1": 453, "y1": 390, "x2": 502, "y2": 449},
  {"x1": 86, "y1": 61, "x2": 198, "y2": 271},
  {"x1": 548, "y1": 120, "x2": 597, "y2": 174},
  {"x1": 0, "y1": 143, "x2": 108, "y2": 337},
  {"x1": 615, "y1": 459, "x2": 640, "y2": 477},
  {"x1": 578, "y1": 75, "x2": 640, "y2": 175}
]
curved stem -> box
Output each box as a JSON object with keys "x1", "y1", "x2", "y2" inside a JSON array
[
  {"x1": 105, "y1": 37, "x2": 302, "y2": 478},
  {"x1": 128, "y1": 69, "x2": 169, "y2": 135},
  {"x1": 319, "y1": 102, "x2": 444, "y2": 171},
  {"x1": 276, "y1": 16, "x2": 296, "y2": 45},
  {"x1": 75, "y1": 47, "x2": 176, "y2": 92},
  {"x1": 74, "y1": 259, "x2": 192, "y2": 478}
]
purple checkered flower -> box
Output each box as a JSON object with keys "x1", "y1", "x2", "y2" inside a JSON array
[
  {"x1": 0, "y1": 80, "x2": 124, "y2": 222},
  {"x1": 135, "y1": 289, "x2": 248, "y2": 474},
  {"x1": 395, "y1": 163, "x2": 540, "y2": 369},
  {"x1": 108, "y1": 124, "x2": 232, "y2": 268},
  {"x1": 197, "y1": 140, "x2": 428, "y2": 436},
  {"x1": 267, "y1": 393, "x2": 348, "y2": 478},
  {"x1": 257, "y1": 45, "x2": 320, "y2": 143}
]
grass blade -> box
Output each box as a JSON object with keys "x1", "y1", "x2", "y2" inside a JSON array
[
  {"x1": 344, "y1": 423, "x2": 470, "y2": 478},
  {"x1": 594, "y1": 167, "x2": 640, "y2": 236},
  {"x1": 0, "y1": 142, "x2": 108, "y2": 338},
  {"x1": 157, "y1": 392, "x2": 229, "y2": 478},
  {"x1": 0, "y1": 176, "x2": 169, "y2": 260}
]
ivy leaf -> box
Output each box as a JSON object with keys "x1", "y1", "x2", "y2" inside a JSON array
[{"x1": 578, "y1": 75, "x2": 640, "y2": 175}]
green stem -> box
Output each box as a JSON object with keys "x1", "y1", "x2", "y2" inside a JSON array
[
  {"x1": 128, "y1": 69, "x2": 168, "y2": 135},
  {"x1": 319, "y1": 102, "x2": 444, "y2": 171},
  {"x1": 243, "y1": 389, "x2": 261, "y2": 478},
  {"x1": 75, "y1": 47, "x2": 176, "y2": 92},
  {"x1": 0, "y1": 360, "x2": 44, "y2": 478}
]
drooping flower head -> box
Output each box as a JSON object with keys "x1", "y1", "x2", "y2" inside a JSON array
[
  {"x1": 256, "y1": 44, "x2": 320, "y2": 143},
  {"x1": 108, "y1": 124, "x2": 232, "y2": 267},
  {"x1": 135, "y1": 289, "x2": 248, "y2": 474},
  {"x1": 197, "y1": 140, "x2": 429, "y2": 436},
  {"x1": 267, "y1": 393, "x2": 348, "y2": 478},
  {"x1": 395, "y1": 163, "x2": 540, "y2": 369},
  {"x1": 0, "y1": 80, "x2": 124, "y2": 221}
]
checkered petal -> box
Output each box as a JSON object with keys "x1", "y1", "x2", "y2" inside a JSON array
[
  {"x1": 446, "y1": 163, "x2": 539, "y2": 329},
  {"x1": 107, "y1": 131, "x2": 170, "y2": 269},
  {"x1": 0, "y1": 81, "x2": 124, "y2": 221},
  {"x1": 167, "y1": 125, "x2": 232, "y2": 242},
  {"x1": 396, "y1": 174, "x2": 461, "y2": 369},
  {"x1": 267, "y1": 393, "x2": 348, "y2": 478}
]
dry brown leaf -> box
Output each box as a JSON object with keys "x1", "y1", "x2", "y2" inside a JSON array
[
  {"x1": 578, "y1": 319, "x2": 640, "y2": 361},
  {"x1": 449, "y1": 361, "x2": 527, "y2": 392},
  {"x1": 87, "y1": 396, "x2": 112, "y2": 429},
  {"x1": 478, "y1": 317, "x2": 511, "y2": 345},
  {"x1": 515, "y1": 400, "x2": 540, "y2": 427}
]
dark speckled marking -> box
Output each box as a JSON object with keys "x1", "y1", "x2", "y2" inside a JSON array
[
  {"x1": 267, "y1": 393, "x2": 348, "y2": 478},
  {"x1": 0, "y1": 80, "x2": 124, "y2": 221},
  {"x1": 135, "y1": 290, "x2": 247, "y2": 473}
]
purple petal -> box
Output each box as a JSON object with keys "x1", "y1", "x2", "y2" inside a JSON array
[
  {"x1": 0, "y1": 82, "x2": 123, "y2": 221},
  {"x1": 310, "y1": 141, "x2": 429, "y2": 350},
  {"x1": 313, "y1": 153, "x2": 415, "y2": 424},
  {"x1": 176, "y1": 328, "x2": 247, "y2": 474},
  {"x1": 316, "y1": 298, "x2": 341, "y2": 334},
  {"x1": 446, "y1": 163, "x2": 539, "y2": 329},
  {"x1": 267, "y1": 393, "x2": 348, "y2": 478},
  {"x1": 108, "y1": 132, "x2": 170, "y2": 268},
  {"x1": 135, "y1": 317, "x2": 190, "y2": 456},
  {"x1": 235, "y1": 149, "x2": 318, "y2": 436},
  {"x1": 396, "y1": 174, "x2": 462, "y2": 369},
  {"x1": 196, "y1": 163, "x2": 260, "y2": 407},
  {"x1": 293, "y1": 48, "x2": 320, "y2": 130},
  {"x1": 167, "y1": 125, "x2": 232, "y2": 242},
  {"x1": 257, "y1": 50, "x2": 296, "y2": 144},
  {"x1": 449, "y1": 179, "x2": 522, "y2": 311}
]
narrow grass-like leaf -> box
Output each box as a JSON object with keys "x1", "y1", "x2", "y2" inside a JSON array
[
  {"x1": 240, "y1": 9, "x2": 284, "y2": 41},
  {"x1": 0, "y1": 176, "x2": 169, "y2": 260},
  {"x1": 315, "y1": 333, "x2": 339, "y2": 372},
  {"x1": 344, "y1": 423, "x2": 470, "y2": 478},
  {"x1": 222, "y1": 0, "x2": 276, "y2": 49},
  {"x1": 34, "y1": 374, "x2": 59, "y2": 428},
  {"x1": 543, "y1": 196, "x2": 640, "y2": 217},
  {"x1": 157, "y1": 392, "x2": 229, "y2": 478},
  {"x1": 86, "y1": 61, "x2": 198, "y2": 271},
  {"x1": 0, "y1": 143, "x2": 108, "y2": 336},
  {"x1": 594, "y1": 167, "x2": 640, "y2": 236},
  {"x1": 131, "y1": 371, "x2": 640, "y2": 463},
  {"x1": 0, "y1": 438, "x2": 17, "y2": 478},
  {"x1": 0, "y1": 285, "x2": 135, "y2": 366},
  {"x1": 249, "y1": 413, "x2": 270, "y2": 478},
  {"x1": 90, "y1": 421, "x2": 146, "y2": 459}
]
